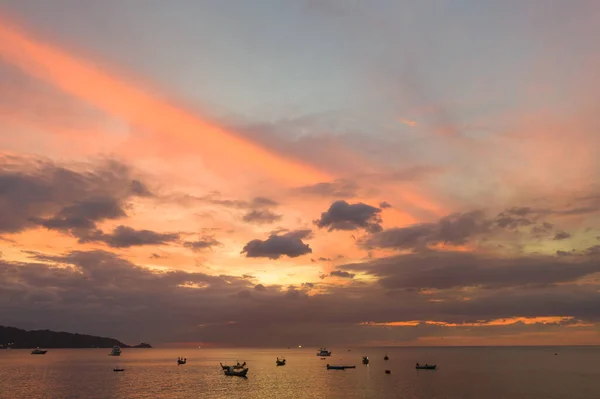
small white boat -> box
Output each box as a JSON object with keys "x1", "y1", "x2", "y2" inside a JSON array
[
  {"x1": 31, "y1": 347, "x2": 47, "y2": 355},
  {"x1": 108, "y1": 346, "x2": 121, "y2": 356},
  {"x1": 317, "y1": 348, "x2": 332, "y2": 356}
]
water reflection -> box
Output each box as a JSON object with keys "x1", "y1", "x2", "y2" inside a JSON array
[{"x1": 0, "y1": 347, "x2": 599, "y2": 398}]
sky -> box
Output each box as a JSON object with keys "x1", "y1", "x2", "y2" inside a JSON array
[{"x1": 1, "y1": 0, "x2": 600, "y2": 347}]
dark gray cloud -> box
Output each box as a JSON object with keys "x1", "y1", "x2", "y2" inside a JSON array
[
  {"x1": 0, "y1": 155, "x2": 150, "y2": 235},
  {"x1": 329, "y1": 270, "x2": 355, "y2": 279},
  {"x1": 197, "y1": 193, "x2": 282, "y2": 225},
  {"x1": 314, "y1": 200, "x2": 382, "y2": 233},
  {"x1": 495, "y1": 207, "x2": 534, "y2": 229},
  {"x1": 130, "y1": 180, "x2": 152, "y2": 197},
  {"x1": 183, "y1": 237, "x2": 220, "y2": 252},
  {"x1": 342, "y1": 251, "x2": 600, "y2": 290},
  {"x1": 503, "y1": 207, "x2": 533, "y2": 217},
  {"x1": 379, "y1": 201, "x2": 392, "y2": 209},
  {"x1": 241, "y1": 230, "x2": 312, "y2": 259},
  {"x1": 585, "y1": 245, "x2": 600, "y2": 256},
  {"x1": 81, "y1": 226, "x2": 179, "y2": 248},
  {"x1": 553, "y1": 231, "x2": 571, "y2": 240},
  {"x1": 242, "y1": 209, "x2": 282, "y2": 224},
  {"x1": 2, "y1": 249, "x2": 600, "y2": 346},
  {"x1": 198, "y1": 193, "x2": 278, "y2": 210},
  {"x1": 251, "y1": 197, "x2": 278, "y2": 207},
  {"x1": 496, "y1": 198, "x2": 600, "y2": 221},
  {"x1": 0, "y1": 250, "x2": 253, "y2": 342},
  {"x1": 364, "y1": 211, "x2": 488, "y2": 249},
  {"x1": 37, "y1": 197, "x2": 126, "y2": 232},
  {"x1": 296, "y1": 179, "x2": 359, "y2": 198},
  {"x1": 363, "y1": 224, "x2": 435, "y2": 249},
  {"x1": 531, "y1": 222, "x2": 554, "y2": 235},
  {"x1": 556, "y1": 250, "x2": 573, "y2": 257}
]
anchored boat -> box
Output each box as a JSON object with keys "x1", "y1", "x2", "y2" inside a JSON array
[
  {"x1": 317, "y1": 348, "x2": 332, "y2": 356},
  {"x1": 108, "y1": 346, "x2": 121, "y2": 356},
  {"x1": 224, "y1": 367, "x2": 248, "y2": 377},
  {"x1": 326, "y1": 364, "x2": 356, "y2": 370},
  {"x1": 31, "y1": 348, "x2": 47, "y2": 355},
  {"x1": 220, "y1": 361, "x2": 246, "y2": 370}
]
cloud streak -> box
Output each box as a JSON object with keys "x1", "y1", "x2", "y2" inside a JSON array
[{"x1": 0, "y1": 16, "x2": 330, "y2": 185}]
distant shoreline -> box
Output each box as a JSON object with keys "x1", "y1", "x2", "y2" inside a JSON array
[{"x1": 0, "y1": 325, "x2": 152, "y2": 349}]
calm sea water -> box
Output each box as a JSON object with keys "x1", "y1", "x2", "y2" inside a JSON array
[{"x1": 0, "y1": 346, "x2": 599, "y2": 398}]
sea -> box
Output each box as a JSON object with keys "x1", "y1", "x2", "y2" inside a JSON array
[{"x1": 0, "y1": 346, "x2": 599, "y2": 398}]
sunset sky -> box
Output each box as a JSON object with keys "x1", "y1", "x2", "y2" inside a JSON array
[{"x1": 1, "y1": 0, "x2": 600, "y2": 347}]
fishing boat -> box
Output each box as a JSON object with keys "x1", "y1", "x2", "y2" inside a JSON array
[
  {"x1": 31, "y1": 348, "x2": 47, "y2": 355},
  {"x1": 416, "y1": 363, "x2": 437, "y2": 370},
  {"x1": 317, "y1": 348, "x2": 332, "y2": 356},
  {"x1": 108, "y1": 346, "x2": 121, "y2": 356},
  {"x1": 384, "y1": 354, "x2": 389, "y2": 361},
  {"x1": 276, "y1": 357, "x2": 286, "y2": 366},
  {"x1": 220, "y1": 361, "x2": 246, "y2": 370},
  {"x1": 362, "y1": 356, "x2": 369, "y2": 365},
  {"x1": 177, "y1": 357, "x2": 187, "y2": 365},
  {"x1": 326, "y1": 364, "x2": 356, "y2": 370},
  {"x1": 224, "y1": 367, "x2": 248, "y2": 377},
  {"x1": 113, "y1": 368, "x2": 124, "y2": 372}
]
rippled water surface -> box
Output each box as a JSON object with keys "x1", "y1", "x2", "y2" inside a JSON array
[{"x1": 1, "y1": 346, "x2": 599, "y2": 398}]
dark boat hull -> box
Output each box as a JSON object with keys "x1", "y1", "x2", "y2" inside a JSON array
[
  {"x1": 416, "y1": 366, "x2": 437, "y2": 370},
  {"x1": 326, "y1": 365, "x2": 356, "y2": 370},
  {"x1": 224, "y1": 368, "x2": 248, "y2": 377}
]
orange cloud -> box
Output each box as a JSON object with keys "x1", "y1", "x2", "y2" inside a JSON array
[
  {"x1": 414, "y1": 330, "x2": 600, "y2": 346},
  {"x1": 0, "y1": 17, "x2": 329, "y2": 186},
  {"x1": 398, "y1": 118, "x2": 417, "y2": 127},
  {"x1": 0, "y1": 15, "x2": 447, "y2": 224},
  {"x1": 360, "y1": 316, "x2": 578, "y2": 327}
]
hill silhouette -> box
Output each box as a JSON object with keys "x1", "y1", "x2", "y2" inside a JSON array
[{"x1": 0, "y1": 326, "x2": 152, "y2": 349}]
